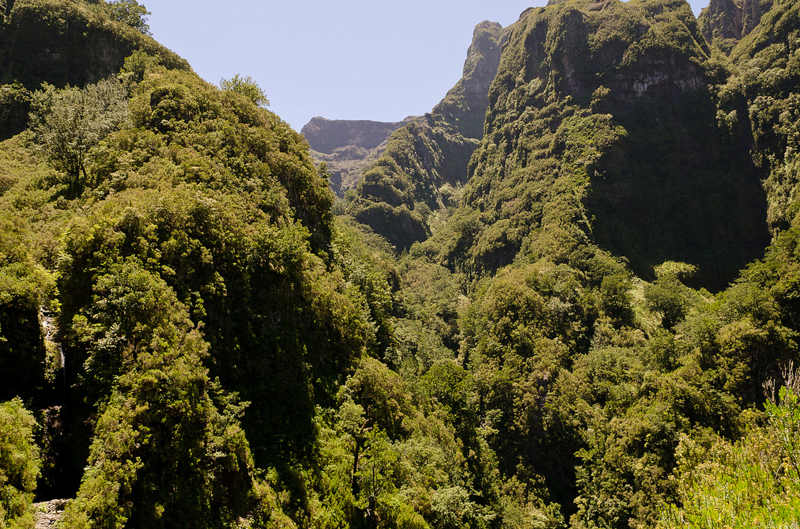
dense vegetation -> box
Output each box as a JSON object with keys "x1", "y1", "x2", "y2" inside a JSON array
[
  {"x1": 1, "y1": 0, "x2": 800, "y2": 528},
  {"x1": 344, "y1": 21, "x2": 508, "y2": 250}
]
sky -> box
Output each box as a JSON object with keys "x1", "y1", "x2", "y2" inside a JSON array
[{"x1": 147, "y1": 0, "x2": 711, "y2": 132}]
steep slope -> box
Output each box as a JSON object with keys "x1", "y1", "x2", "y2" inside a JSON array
[
  {"x1": 344, "y1": 20, "x2": 509, "y2": 250},
  {"x1": 301, "y1": 116, "x2": 412, "y2": 196},
  {"x1": 3, "y1": 1, "x2": 800, "y2": 528},
  {"x1": 423, "y1": 0, "x2": 769, "y2": 291},
  {"x1": 0, "y1": 0, "x2": 188, "y2": 87},
  {"x1": 698, "y1": 0, "x2": 763, "y2": 53},
  {"x1": 0, "y1": 0, "x2": 190, "y2": 139}
]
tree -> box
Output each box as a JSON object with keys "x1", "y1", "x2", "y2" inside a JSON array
[
  {"x1": 59, "y1": 262, "x2": 257, "y2": 528},
  {"x1": 0, "y1": 399, "x2": 41, "y2": 529},
  {"x1": 220, "y1": 74, "x2": 269, "y2": 107},
  {"x1": 106, "y1": 0, "x2": 152, "y2": 36},
  {"x1": 0, "y1": 83, "x2": 31, "y2": 140},
  {"x1": 659, "y1": 366, "x2": 800, "y2": 527},
  {"x1": 28, "y1": 77, "x2": 128, "y2": 187}
]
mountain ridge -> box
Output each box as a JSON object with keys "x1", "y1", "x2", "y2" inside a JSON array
[{"x1": 2, "y1": 0, "x2": 800, "y2": 528}]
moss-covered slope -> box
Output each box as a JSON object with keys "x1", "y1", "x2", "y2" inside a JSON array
[
  {"x1": 426, "y1": 0, "x2": 769, "y2": 291},
  {"x1": 0, "y1": 0, "x2": 190, "y2": 139},
  {"x1": 0, "y1": 0, "x2": 188, "y2": 87},
  {"x1": 345, "y1": 20, "x2": 509, "y2": 250}
]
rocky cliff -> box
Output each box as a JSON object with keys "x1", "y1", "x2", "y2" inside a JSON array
[
  {"x1": 409, "y1": 0, "x2": 770, "y2": 290},
  {"x1": 343, "y1": 20, "x2": 509, "y2": 249},
  {"x1": 301, "y1": 117, "x2": 411, "y2": 195},
  {"x1": 698, "y1": 0, "x2": 762, "y2": 52}
]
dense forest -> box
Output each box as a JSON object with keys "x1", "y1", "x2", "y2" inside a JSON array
[{"x1": 1, "y1": 0, "x2": 800, "y2": 527}]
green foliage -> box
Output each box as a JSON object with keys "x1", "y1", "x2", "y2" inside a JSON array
[
  {"x1": 2, "y1": 0, "x2": 189, "y2": 89},
  {"x1": 5, "y1": 1, "x2": 800, "y2": 528},
  {"x1": 60, "y1": 264, "x2": 258, "y2": 528},
  {"x1": 28, "y1": 77, "x2": 129, "y2": 187},
  {"x1": 105, "y1": 0, "x2": 151, "y2": 35},
  {"x1": 220, "y1": 74, "x2": 269, "y2": 108},
  {"x1": 0, "y1": 398, "x2": 41, "y2": 529},
  {"x1": 659, "y1": 368, "x2": 800, "y2": 528},
  {"x1": 118, "y1": 50, "x2": 161, "y2": 89},
  {"x1": 0, "y1": 83, "x2": 32, "y2": 141}
]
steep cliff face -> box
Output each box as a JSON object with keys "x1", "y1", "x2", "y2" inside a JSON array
[
  {"x1": 344, "y1": 20, "x2": 509, "y2": 250},
  {"x1": 302, "y1": 117, "x2": 408, "y2": 154},
  {"x1": 0, "y1": 0, "x2": 189, "y2": 88},
  {"x1": 430, "y1": 20, "x2": 508, "y2": 140},
  {"x1": 301, "y1": 117, "x2": 411, "y2": 196},
  {"x1": 698, "y1": 0, "x2": 763, "y2": 52},
  {"x1": 425, "y1": 0, "x2": 769, "y2": 289}
]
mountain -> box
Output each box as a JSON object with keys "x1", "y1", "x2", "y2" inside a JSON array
[
  {"x1": 0, "y1": 0, "x2": 188, "y2": 87},
  {"x1": 2, "y1": 0, "x2": 800, "y2": 528},
  {"x1": 434, "y1": 0, "x2": 770, "y2": 290},
  {"x1": 343, "y1": 20, "x2": 509, "y2": 250},
  {"x1": 698, "y1": 0, "x2": 763, "y2": 52},
  {"x1": 301, "y1": 116, "x2": 413, "y2": 196},
  {"x1": 0, "y1": 0, "x2": 190, "y2": 139}
]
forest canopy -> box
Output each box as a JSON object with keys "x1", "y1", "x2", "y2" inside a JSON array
[{"x1": 1, "y1": 0, "x2": 800, "y2": 528}]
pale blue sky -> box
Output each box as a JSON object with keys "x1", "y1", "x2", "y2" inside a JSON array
[{"x1": 148, "y1": 0, "x2": 711, "y2": 132}]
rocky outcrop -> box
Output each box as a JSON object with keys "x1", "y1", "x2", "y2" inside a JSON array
[
  {"x1": 302, "y1": 117, "x2": 408, "y2": 155},
  {"x1": 301, "y1": 117, "x2": 413, "y2": 195},
  {"x1": 304, "y1": 20, "x2": 509, "y2": 201},
  {"x1": 343, "y1": 20, "x2": 509, "y2": 249},
  {"x1": 698, "y1": 0, "x2": 762, "y2": 52},
  {"x1": 430, "y1": 20, "x2": 509, "y2": 140},
  {"x1": 452, "y1": 0, "x2": 768, "y2": 289},
  {"x1": 33, "y1": 499, "x2": 67, "y2": 529}
]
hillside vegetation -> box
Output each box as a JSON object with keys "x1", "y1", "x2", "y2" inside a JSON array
[{"x1": 1, "y1": 0, "x2": 800, "y2": 528}]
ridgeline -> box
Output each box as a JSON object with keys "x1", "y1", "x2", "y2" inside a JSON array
[{"x1": 2, "y1": 0, "x2": 800, "y2": 528}]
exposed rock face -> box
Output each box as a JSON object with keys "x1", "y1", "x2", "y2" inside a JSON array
[
  {"x1": 33, "y1": 499, "x2": 67, "y2": 529},
  {"x1": 698, "y1": 0, "x2": 762, "y2": 52},
  {"x1": 455, "y1": 0, "x2": 769, "y2": 289},
  {"x1": 304, "y1": 19, "x2": 508, "y2": 202},
  {"x1": 302, "y1": 117, "x2": 408, "y2": 155},
  {"x1": 430, "y1": 20, "x2": 508, "y2": 140},
  {"x1": 301, "y1": 117, "x2": 412, "y2": 196}
]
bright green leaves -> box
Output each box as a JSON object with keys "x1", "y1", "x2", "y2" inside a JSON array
[
  {"x1": 61, "y1": 268, "x2": 257, "y2": 529},
  {"x1": 219, "y1": 75, "x2": 269, "y2": 108},
  {"x1": 105, "y1": 0, "x2": 151, "y2": 36},
  {"x1": 28, "y1": 77, "x2": 129, "y2": 188},
  {"x1": 659, "y1": 371, "x2": 800, "y2": 528},
  {"x1": 0, "y1": 398, "x2": 41, "y2": 529}
]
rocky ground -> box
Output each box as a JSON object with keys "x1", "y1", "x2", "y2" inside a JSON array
[{"x1": 33, "y1": 499, "x2": 67, "y2": 528}]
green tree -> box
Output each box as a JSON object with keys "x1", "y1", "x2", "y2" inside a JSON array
[
  {"x1": 60, "y1": 263, "x2": 257, "y2": 528},
  {"x1": 28, "y1": 78, "x2": 128, "y2": 187},
  {"x1": 0, "y1": 398, "x2": 41, "y2": 529},
  {"x1": 659, "y1": 367, "x2": 800, "y2": 528},
  {"x1": 0, "y1": 83, "x2": 31, "y2": 141},
  {"x1": 105, "y1": 0, "x2": 152, "y2": 35},
  {"x1": 220, "y1": 74, "x2": 269, "y2": 107}
]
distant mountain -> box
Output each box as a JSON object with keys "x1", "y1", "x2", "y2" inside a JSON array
[
  {"x1": 301, "y1": 116, "x2": 413, "y2": 196},
  {"x1": 344, "y1": 0, "x2": 775, "y2": 290},
  {"x1": 302, "y1": 19, "x2": 509, "y2": 205},
  {"x1": 343, "y1": 20, "x2": 509, "y2": 249}
]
